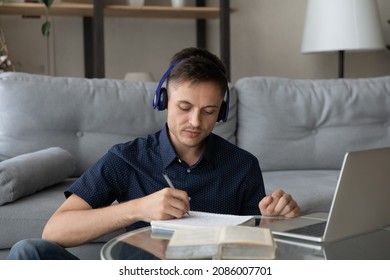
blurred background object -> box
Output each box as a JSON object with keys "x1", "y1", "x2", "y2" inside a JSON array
[{"x1": 0, "y1": 29, "x2": 15, "y2": 72}]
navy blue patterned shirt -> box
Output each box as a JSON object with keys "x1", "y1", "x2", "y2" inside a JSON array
[{"x1": 66, "y1": 124, "x2": 266, "y2": 231}]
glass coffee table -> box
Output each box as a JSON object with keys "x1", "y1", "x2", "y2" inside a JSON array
[{"x1": 101, "y1": 226, "x2": 390, "y2": 260}]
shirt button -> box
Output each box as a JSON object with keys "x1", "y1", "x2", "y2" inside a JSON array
[{"x1": 187, "y1": 168, "x2": 191, "y2": 173}]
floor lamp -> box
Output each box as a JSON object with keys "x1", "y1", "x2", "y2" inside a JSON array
[{"x1": 301, "y1": 0, "x2": 385, "y2": 78}]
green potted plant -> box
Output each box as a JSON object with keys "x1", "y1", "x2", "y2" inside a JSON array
[{"x1": 41, "y1": 0, "x2": 54, "y2": 36}]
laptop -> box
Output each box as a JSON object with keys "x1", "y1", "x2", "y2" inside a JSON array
[
  {"x1": 273, "y1": 226, "x2": 390, "y2": 259},
  {"x1": 260, "y1": 147, "x2": 390, "y2": 243}
]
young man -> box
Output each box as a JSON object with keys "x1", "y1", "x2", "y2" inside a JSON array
[{"x1": 7, "y1": 47, "x2": 299, "y2": 260}]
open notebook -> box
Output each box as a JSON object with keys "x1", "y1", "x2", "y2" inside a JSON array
[{"x1": 150, "y1": 211, "x2": 256, "y2": 234}]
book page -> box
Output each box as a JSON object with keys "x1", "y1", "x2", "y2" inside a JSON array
[
  {"x1": 165, "y1": 227, "x2": 222, "y2": 259},
  {"x1": 165, "y1": 226, "x2": 277, "y2": 260},
  {"x1": 168, "y1": 227, "x2": 222, "y2": 247},
  {"x1": 220, "y1": 226, "x2": 274, "y2": 246},
  {"x1": 151, "y1": 211, "x2": 255, "y2": 232}
]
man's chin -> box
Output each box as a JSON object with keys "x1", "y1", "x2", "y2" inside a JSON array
[
  {"x1": 179, "y1": 137, "x2": 204, "y2": 148},
  {"x1": 182, "y1": 140, "x2": 202, "y2": 148}
]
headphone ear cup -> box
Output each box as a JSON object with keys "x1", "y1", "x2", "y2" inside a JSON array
[
  {"x1": 158, "y1": 87, "x2": 168, "y2": 111},
  {"x1": 217, "y1": 101, "x2": 226, "y2": 122},
  {"x1": 153, "y1": 61, "x2": 180, "y2": 111}
]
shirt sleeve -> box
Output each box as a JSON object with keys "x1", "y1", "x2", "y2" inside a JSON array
[
  {"x1": 65, "y1": 149, "x2": 126, "y2": 208},
  {"x1": 239, "y1": 157, "x2": 266, "y2": 215}
]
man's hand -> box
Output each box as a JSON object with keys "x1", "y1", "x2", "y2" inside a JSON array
[
  {"x1": 259, "y1": 189, "x2": 300, "y2": 218},
  {"x1": 133, "y1": 187, "x2": 190, "y2": 222}
]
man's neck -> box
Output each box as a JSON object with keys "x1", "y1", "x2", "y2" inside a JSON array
[{"x1": 176, "y1": 143, "x2": 205, "y2": 167}]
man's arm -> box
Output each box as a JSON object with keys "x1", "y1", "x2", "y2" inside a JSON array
[{"x1": 42, "y1": 188, "x2": 190, "y2": 248}]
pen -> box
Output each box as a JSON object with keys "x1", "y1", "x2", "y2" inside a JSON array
[{"x1": 162, "y1": 173, "x2": 190, "y2": 216}]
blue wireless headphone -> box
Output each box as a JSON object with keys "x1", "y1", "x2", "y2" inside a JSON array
[{"x1": 152, "y1": 61, "x2": 230, "y2": 122}]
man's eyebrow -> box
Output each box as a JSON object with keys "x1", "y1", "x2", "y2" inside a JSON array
[
  {"x1": 177, "y1": 100, "x2": 220, "y2": 109},
  {"x1": 176, "y1": 100, "x2": 191, "y2": 104}
]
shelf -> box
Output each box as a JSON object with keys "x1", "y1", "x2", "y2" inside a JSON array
[
  {"x1": 0, "y1": 0, "x2": 233, "y2": 79},
  {"x1": 0, "y1": 2, "x2": 234, "y2": 19}
]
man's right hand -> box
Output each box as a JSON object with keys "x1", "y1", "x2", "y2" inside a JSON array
[{"x1": 133, "y1": 187, "x2": 190, "y2": 222}]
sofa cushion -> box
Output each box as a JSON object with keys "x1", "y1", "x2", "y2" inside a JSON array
[
  {"x1": 0, "y1": 72, "x2": 237, "y2": 176},
  {"x1": 236, "y1": 76, "x2": 390, "y2": 171},
  {"x1": 0, "y1": 179, "x2": 125, "y2": 250},
  {"x1": 0, "y1": 180, "x2": 74, "y2": 249},
  {"x1": 0, "y1": 147, "x2": 75, "y2": 206},
  {"x1": 263, "y1": 170, "x2": 340, "y2": 214}
]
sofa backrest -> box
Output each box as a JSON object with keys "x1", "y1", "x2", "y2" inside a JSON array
[
  {"x1": 0, "y1": 72, "x2": 237, "y2": 176},
  {"x1": 236, "y1": 76, "x2": 390, "y2": 171}
]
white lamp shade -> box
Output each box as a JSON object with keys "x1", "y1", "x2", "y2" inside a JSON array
[{"x1": 302, "y1": 0, "x2": 385, "y2": 53}]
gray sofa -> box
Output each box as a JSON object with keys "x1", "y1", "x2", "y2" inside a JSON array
[{"x1": 1, "y1": 72, "x2": 389, "y2": 259}]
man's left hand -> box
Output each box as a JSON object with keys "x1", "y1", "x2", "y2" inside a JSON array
[{"x1": 259, "y1": 189, "x2": 300, "y2": 218}]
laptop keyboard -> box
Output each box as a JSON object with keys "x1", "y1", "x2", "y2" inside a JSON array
[{"x1": 286, "y1": 222, "x2": 327, "y2": 237}]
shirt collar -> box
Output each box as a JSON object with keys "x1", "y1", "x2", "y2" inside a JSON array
[
  {"x1": 159, "y1": 123, "x2": 216, "y2": 169},
  {"x1": 159, "y1": 124, "x2": 178, "y2": 169}
]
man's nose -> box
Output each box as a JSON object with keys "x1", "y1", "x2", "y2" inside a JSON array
[{"x1": 189, "y1": 110, "x2": 201, "y2": 127}]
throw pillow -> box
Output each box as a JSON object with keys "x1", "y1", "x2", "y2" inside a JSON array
[{"x1": 0, "y1": 147, "x2": 75, "y2": 206}]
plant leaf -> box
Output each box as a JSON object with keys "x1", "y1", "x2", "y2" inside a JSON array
[{"x1": 41, "y1": 21, "x2": 51, "y2": 37}]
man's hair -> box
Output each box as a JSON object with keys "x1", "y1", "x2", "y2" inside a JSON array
[{"x1": 166, "y1": 47, "x2": 228, "y2": 97}]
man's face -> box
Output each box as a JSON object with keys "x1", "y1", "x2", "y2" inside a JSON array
[{"x1": 166, "y1": 80, "x2": 223, "y2": 153}]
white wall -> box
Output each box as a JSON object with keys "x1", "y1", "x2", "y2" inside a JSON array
[
  {"x1": 1, "y1": 0, "x2": 389, "y2": 82},
  {"x1": 229, "y1": 0, "x2": 390, "y2": 81}
]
